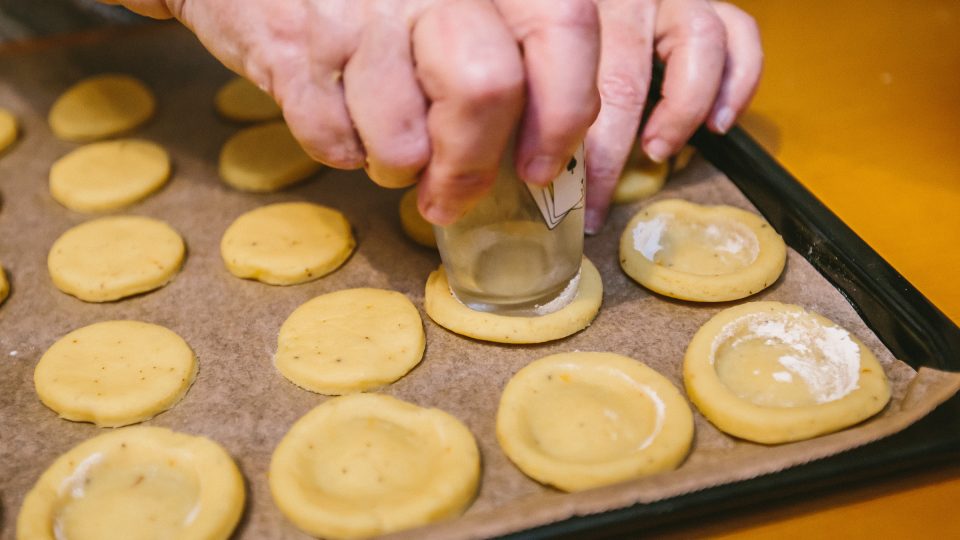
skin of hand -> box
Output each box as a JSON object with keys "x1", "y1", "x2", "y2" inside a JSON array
[
  {"x1": 585, "y1": 0, "x2": 762, "y2": 233},
  {"x1": 105, "y1": 0, "x2": 601, "y2": 227},
  {"x1": 105, "y1": 0, "x2": 760, "y2": 233}
]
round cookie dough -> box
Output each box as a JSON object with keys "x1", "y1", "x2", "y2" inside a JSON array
[
  {"x1": 498, "y1": 352, "x2": 694, "y2": 492},
  {"x1": 270, "y1": 393, "x2": 480, "y2": 539},
  {"x1": 219, "y1": 120, "x2": 321, "y2": 192},
  {"x1": 34, "y1": 320, "x2": 197, "y2": 427},
  {"x1": 221, "y1": 202, "x2": 354, "y2": 285},
  {"x1": 50, "y1": 139, "x2": 171, "y2": 213},
  {"x1": 620, "y1": 199, "x2": 786, "y2": 302},
  {"x1": 612, "y1": 146, "x2": 669, "y2": 204},
  {"x1": 18, "y1": 426, "x2": 244, "y2": 540},
  {"x1": 399, "y1": 187, "x2": 436, "y2": 248},
  {"x1": 276, "y1": 288, "x2": 425, "y2": 395},
  {"x1": 214, "y1": 76, "x2": 282, "y2": 122},
  {"x1": 48, "y1": 74, "x2": 155, "y2": 141},
  {"x1": 0, "y1": 107, "x2": 19, "y2": 153},
  {"x1": 0, "y1": 261, "x2": 9, "y2": 306},
  {"x1": 424, "y1": 257, "x2": 602, "y2": 344},
  {"x1": 672, "y1": 145, "x2": 696, "y2": 172},
  {"x1": 684, "y1": 301, "x2": 891, "y2": 444},
  {"x1": 48, "y1": 215, "x2": 185, "y2": 302}
]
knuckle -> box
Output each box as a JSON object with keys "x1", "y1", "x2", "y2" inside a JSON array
[
  {"x1": 587, "y1": 160, "x2": 625, "y2": 185},
  {"x1": 687, "y1": 12, "x2": 727, "y2": 45},
  {"x1": 541, "y1": 0, "x2": 597, "y2": 30},
  {"x1": 598, "y1": 71, "x2": 649, "y2": 111},
  {"x1": 452, "y1": 65, "x2": 524, "y2": 107}
]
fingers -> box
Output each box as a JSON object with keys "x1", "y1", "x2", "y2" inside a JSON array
[
  {"x1": 343, "y1": 15, "x2": 430, "y2": 187},
  {"x1": 495, "y1": 0, "x2": 601, "y2": 185},
  {"x1": 266, "y1": 6, "x2": 363, "y2": 169},
  {"x1": 412, "y1": 0, "x2": 525, "y2": 225},
  {"x1": 271, "y1": 66, "x2": 365, "y2": 169},
  {"x1": 641, "y1": 0, "x2": 726, "y2": 163},
  {"x1": 584, "y1": 0, "x2": 657, "y2": 234},
  {"x1": 706, "y1": 2, "x2": 763, "y2": 133}
]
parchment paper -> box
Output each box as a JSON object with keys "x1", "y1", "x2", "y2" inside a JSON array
[{"x1": 0, "y1": 23, "x2": 957, "y2": 540}]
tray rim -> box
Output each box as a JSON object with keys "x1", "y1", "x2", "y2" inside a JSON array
[{"x1": 500, "y1": 126, "x2": 960, "y2": 538}]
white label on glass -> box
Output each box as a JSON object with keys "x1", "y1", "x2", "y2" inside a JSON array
[{"x1": 526, "y1": 145, "x2": 585, "y2": 229}]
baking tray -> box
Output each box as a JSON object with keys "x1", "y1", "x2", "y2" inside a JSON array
[
  {"x1": 505, "y1": 125, "x2": 960, "y2": 538},
  {"x1": 1, "y1": 24, "x2": 958, "y2": 539}
]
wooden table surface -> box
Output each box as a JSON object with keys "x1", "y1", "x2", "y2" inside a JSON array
[{"x1": 662, "y1": 1, "x2": 960, "y2": 536}]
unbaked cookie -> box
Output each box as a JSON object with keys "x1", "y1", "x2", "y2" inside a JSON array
[
  {"x1": 672, "y1": 145, "x2": 696, "y2": 172},
  {"x1": 0, "y1": 107, "x2": 19, "y2": 153},
  {"x1": 424, "y1": 257, "x2": 602, "y2": 344},
  {"x1": 684, "y1": 301, "x2": 891, "y2": 444},
  {"x1": 612, "y1": 146, "x2": 669, "y2": 204},
  {"x1": 48, "y1": 215, "x2": 185, "y2": 302},
  {"x1": 18, "y1": 426, "x2": 244, "y2": 540},
  {"x1": 276, "y1": 288, "x2": 425, "y2": 395},
  {"x1": 620, "y1": 199, "x2": 786, "y2": 302},
  {"x1": 0, "y1": 261, "x2": 9, "y2": 306},
  {"x1": 34, "y1": 320, "x2": 197, "y2": 427},
  {"x1": 270, "y1": 393, "x2": 479, "y2": 539},
  {"x1": 399, "y1": 187, "x2": 435, "y2": 248},
  {"x1": 497, "y1": 352, "x2": 694, "y2": 492},
  {"x1": 48, "y1": 74, "x2": 155, "y2": 141},
  {"x1": 49, "y1": 139, "x2": 171, "y2": 212},
  {"x1": 214, "y1": 76, "x2": 282, "y2": 122},
  {"x1": 219, "y1": 120, "x2": 321, "y2": 192},
  {"x1": 221, "y1": 202, "x2": 354, "y2": 285}
]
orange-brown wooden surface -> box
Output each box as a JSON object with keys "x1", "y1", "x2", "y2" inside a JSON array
[{"x1": 663, "y1": 1, "x2": 960, "y2": 536}]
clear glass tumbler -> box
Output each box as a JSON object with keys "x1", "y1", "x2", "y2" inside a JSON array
[{"x1": 434, "y1": 144, "x2": 585, "y2": 316}]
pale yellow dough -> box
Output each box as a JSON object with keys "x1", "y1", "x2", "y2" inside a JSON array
[
  {"x1": 399, "y1": 187, "x2": 436, "y2": 248},
  {"x1": 684, "y1": 301, "x2": 891, "y2": 444},
  {"x1": 620, "y1": 199, "x2": 786, "y2": 302},
  {"x1": 0, "y1": 261, "x2": 9, "y2": 305},
  {"x1": 0, "y1": 107, "x2": 19, "y2": 153},
  {"x1": 214, "y1": 76, "x2": 282, "y2": 122},
  {"x1": 672, "y1": 145, "x2": 696, "y2": 171},
  {"x1": 221, "y1": 202, "x2": 354, "y2": 285},
  {"x1": 17, "y1": 426, "x2": 244, "y2": 540},
  {"x1": 48, "y1": 74, "x2": 155, "y2": 141},
  {"x1": 270, "y1": 393, "x2": 480, "y2": 539},
  {"x1": 424, "y1": 257, "x2": 602, "y2": 344},
  {"x1": 612, "y1": 146, "x2": 669, "y2": 204},
  {"x1": 276, "y1": 288, "x2": 425, "y2": 395},
  {"x1": 48, "y1": 215, "x2": 185, "y2": 302},
  {"x1": 219, "y1": 120, "x2": 321, "y2": 192},
  {"x1": 497, "y1": 352, "x2": 694, "y2": 492},
  {"x1": 34, "y1": 320, "x2": 197, "y2": 427},
  {"x1": 50, "y1": 139, "x2": 171, "y2": 212}
]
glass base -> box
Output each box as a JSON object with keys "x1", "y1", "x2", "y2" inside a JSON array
[{"x1": 450, "y1": 269, "x2": 581, "y2": 317}]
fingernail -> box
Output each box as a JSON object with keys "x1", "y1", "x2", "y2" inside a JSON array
[
  {"x1": 584, "y1": 208, "x2": 606, "y2": 235},
  {"x1": 713, "y1": 106, "x2": 735, "y2": 134},
  {"x1": 421, "y1": 200, "x2": 459, "y2": 226},
  {"x1": 524, "y1": 155, "x2": 561, "y2": 185},
  {"x1": 644, "y1": 139, "x2": 671, "y2": 164}
]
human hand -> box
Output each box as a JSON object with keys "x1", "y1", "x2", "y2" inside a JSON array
[
  {"x1": 583, "y1": 0, "x2": 762, "y2": 233},
  {"x1": 107, "y1": 0, "x2": 601, "y2": 226}
]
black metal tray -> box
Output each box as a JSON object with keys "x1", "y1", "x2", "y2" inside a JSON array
[{"x1": 505, "y1": 126, "x2": 960, "y2": 538}]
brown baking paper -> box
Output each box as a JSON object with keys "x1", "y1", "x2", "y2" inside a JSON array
[{"x1": 0, "y1": 24, "x2": 957, "y2": 540}]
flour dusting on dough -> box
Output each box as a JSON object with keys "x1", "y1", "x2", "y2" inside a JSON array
[
  {"x1": 632, "y1": 214, "x2": 669, "y2": 261},
  {"x1": 711, "y1": 310, "x2": 862, "y2": 403},
  {"x1": 534, "y1": 270, "x2": 581, "y2": 315},
  {"x1": 58, "y1": 451, "x2": 104, "y2": 499}
]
